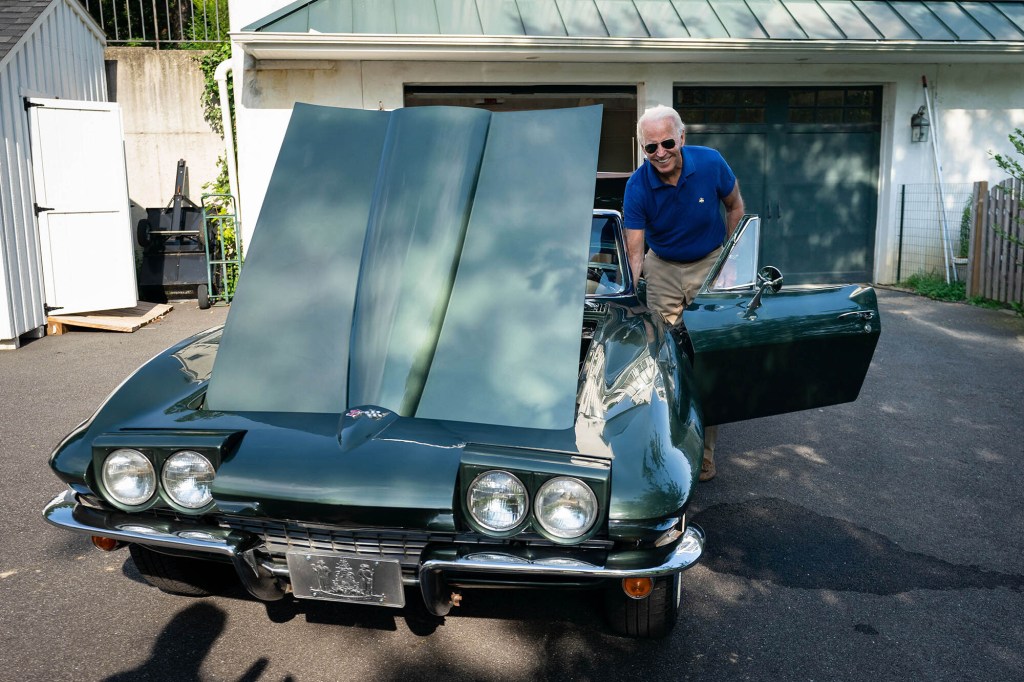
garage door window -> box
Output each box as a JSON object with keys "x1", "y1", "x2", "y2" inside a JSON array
[
  {"x1": 676, "y1": 88, "x2": 766, "y2": 124},
  {"x1": 787, "y1": 88, "x2": 878, "y2": 124}
]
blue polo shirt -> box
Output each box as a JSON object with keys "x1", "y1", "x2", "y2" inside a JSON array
[{"x1": 623, "y1": 145, "x2": 736, "y2": 262}]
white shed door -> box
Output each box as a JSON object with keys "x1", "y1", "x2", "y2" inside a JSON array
[{"x1": 27, "y1": 98, "x2": 137, "y2": 316}]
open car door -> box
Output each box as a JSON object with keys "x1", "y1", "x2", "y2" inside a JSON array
[{"x1": 683, "y1": 216, "x2": 880, "y2": 427}]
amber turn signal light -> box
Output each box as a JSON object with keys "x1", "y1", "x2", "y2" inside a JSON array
[
  {"x1": 621, "y1": 577, "x2": 653, "y2": 599},
  {"x1": 90, "y1": 536, "x2": 123, "y2": 552}
]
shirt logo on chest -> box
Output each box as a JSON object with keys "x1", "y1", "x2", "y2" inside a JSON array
[{"x1": 699, "y1": 197, "x2": 705, "y2": 203}]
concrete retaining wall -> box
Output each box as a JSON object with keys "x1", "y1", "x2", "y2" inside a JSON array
[{"x1": 106, "y1": 47, "x2": 224, "y2": 210}]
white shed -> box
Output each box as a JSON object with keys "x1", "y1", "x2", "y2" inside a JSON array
[{"x1": 1, "y1": 0, "x2": 136, "y2": 349}]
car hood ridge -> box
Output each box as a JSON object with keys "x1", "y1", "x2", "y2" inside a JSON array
[{"x1": 206, "y1": 104, "x2": 603, "y2": 431}]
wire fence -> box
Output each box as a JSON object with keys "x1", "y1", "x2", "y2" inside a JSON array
[
  {"x1": 895, "y1": 183, "x2": 976, "y2": 283},
  {"x1": 78, "y1": 0, "x2": 228, "y2": 46}
]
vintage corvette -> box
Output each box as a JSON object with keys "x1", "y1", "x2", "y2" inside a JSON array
[{"x1": 43, "y1": 104, "x2": 879, "y2": 638}]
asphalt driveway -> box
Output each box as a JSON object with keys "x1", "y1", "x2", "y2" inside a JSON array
[{"x1": 1, "y1": 289, "x2": 1022, "y2": 681}]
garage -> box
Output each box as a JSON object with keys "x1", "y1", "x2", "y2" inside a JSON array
[{"x1": 230, "y1": 0, "x2": 1024, "y2": 286}]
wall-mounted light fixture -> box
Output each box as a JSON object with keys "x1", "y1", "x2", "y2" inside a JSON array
[{"x1": 911, "y1": 106, "x2": 930, "y2": 143}]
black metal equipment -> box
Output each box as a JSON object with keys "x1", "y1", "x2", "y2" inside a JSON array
[{"x1": 136, "y1": 159, "x2": 212, "y2": 306}]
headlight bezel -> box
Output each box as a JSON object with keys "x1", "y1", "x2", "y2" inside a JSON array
[
  {"x1": 90, "y1": 433, "x2": 232, "y2": 513},
  {"x1": 460, "y1": 460, "x2": 608, "y2": 544}
]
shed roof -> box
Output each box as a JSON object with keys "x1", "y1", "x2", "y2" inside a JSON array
[
  {"x1": 238, "y1": 0, "x2": 1024, "y2": 63},
  {"x1": 0, "y1": 0, "x2": 52, "y2": 63}
]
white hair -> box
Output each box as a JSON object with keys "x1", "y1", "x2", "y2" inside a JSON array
[{"x1": 636, "y1": 105, "x2": 685, "y2": 146}]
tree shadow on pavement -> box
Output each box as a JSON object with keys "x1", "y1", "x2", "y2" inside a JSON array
[{"x1": 102, "y1": 602, "x2": 267, "y2": 682}]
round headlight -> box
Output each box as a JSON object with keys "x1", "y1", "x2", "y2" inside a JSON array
[
  {"x1": 161, "y1": 450, "x2": 215, "y2": 509},
  {"x1": 535, "y1": 477, "x2": 598, "y2": 539},
  {"x1": 467, "y1": 470, "x2": 528, "y2": 532},
  {"x1": 102, "y1": 449, "x2": 156, "y2": 506}
]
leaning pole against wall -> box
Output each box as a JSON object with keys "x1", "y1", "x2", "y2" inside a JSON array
[{"x1": 922, "y1": 75, "x2": 956, "y2": 284}]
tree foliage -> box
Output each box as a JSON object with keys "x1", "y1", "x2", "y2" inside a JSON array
[
  {"x1": 82, "y1": 0, "x2": 228, "y2": 46},
  {"x1": 991, "y1": 128, "x2": 1024, "y2": 184},
  {"x1": 190, "y1": 39, "x2": 239, "y2": 297},
  {"x1": 193, "y1": 42, "x2": 234, "y2": 137},
  {"x1": 991, "y1": 128, "x2": 1024, "y2": 254}
]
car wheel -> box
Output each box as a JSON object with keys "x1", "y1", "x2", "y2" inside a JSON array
[
  {"x1": 128, "y1": 544, "x2": 232, "y2": 597},
  {"x1": 604, "y1": 572, "x2": 682, "y2": 638},
  {"x1": 136, "y1": 219, "x2": 152, "y2": 249},
  {"x1": 197, "y1": 283, "x2": 210, "y2": 310}
]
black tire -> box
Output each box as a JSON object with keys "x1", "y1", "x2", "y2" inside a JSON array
[
  {"x1": 604, "y1": 572, "x2": 682, "y2": 638},
  {"x1": 128, "y1": 544, "x2": 232, "y2": 597},
  {"x1": 197, "y1": 283, "x2": 210, "y2": 310},
  {"x1": 136, "y1": 219, "x2": 152, "y2": 249}
]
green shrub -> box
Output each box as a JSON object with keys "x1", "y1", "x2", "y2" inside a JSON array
[
  {"x1": 957, "y1": 198, "x2": 972, "y2": 259},
  {"x1": 901, "y1": 273, "x2": 966, "y2": 302}
]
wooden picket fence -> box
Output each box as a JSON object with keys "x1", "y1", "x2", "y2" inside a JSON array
[{"x1": 967, "y1": 178, "x2": 1024, "y2": 304}]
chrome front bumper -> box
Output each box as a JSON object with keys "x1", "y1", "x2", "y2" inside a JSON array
[
  {"x1": 43, "y1": 490, "x2": 704, "y2": 615},
  {"x1": 42, "y1": 490, "x2": 285, "y2": 600}
]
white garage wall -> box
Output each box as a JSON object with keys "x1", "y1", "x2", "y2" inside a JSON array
[{"x1": 932, "y1": 64, "x2": 1024, "y2": 185}]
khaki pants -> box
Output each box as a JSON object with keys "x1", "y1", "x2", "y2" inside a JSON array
[
  {"x1": 643, "y1": 247, "x2": 721, "y2": 325},
  {"x1": 643, "y1": 247, "x2": 722, "y2": 463}
]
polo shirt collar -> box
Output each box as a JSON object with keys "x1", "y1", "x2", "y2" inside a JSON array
[{"x1": 644, "y1": 146, "x2": 697, "y2": 189}]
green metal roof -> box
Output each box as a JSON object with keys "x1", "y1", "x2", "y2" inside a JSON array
[{"x1": 244, "y1": 0, "x2": 1024, "y2": 42}]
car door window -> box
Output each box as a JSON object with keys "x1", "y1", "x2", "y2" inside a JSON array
[{"x1": 703, "y1": 216, "x2": 761, "y2": 292}]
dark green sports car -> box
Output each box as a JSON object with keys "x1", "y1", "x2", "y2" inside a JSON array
[{"x1": 43, "y1": 104, "x2": 879, "y2": 638}]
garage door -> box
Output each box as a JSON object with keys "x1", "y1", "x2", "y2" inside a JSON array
[{"x1": 676, "y1": 86, "x2": 881, "y2": 285}]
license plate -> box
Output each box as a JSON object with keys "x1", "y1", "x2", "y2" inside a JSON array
[{"x1": 286, "y1": 551, "x2": 406, "y2": 608}]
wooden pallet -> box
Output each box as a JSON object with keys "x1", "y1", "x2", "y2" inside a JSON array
[{"x1": 47, "y1": 302, "x2": 173, "y2": 336}]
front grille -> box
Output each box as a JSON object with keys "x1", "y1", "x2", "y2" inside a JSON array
[
  {"x1": 222, "y1": 517, "x2": 436, "y2": 569},
  {"x1": 220, "y1": 517, "x2": 613, "y2": 572}
]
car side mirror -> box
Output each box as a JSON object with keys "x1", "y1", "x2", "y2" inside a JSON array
[
  {"x1": 745, "y1": 266, "x2": 783, "y2": 317},
  {"x1": 757, "y1": 265, "x2": 784, "y2": 292}
]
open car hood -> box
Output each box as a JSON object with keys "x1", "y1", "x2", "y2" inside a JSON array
[{"x1": 206, "y1": 104, "x2": 602, "y2": 430}]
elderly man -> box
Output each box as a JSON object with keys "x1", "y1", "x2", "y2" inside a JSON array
[{"x1": 623, "y1": 105, "x2": 745, "y2": 481}]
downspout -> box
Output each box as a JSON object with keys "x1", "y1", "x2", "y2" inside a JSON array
[{"x1": 215, "y1": 58, "x2": 241, "y2": 227}]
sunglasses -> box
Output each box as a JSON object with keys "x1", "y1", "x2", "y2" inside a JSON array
[{"x1": 643, "y1": 138, "x2": 677, "y2": 154}]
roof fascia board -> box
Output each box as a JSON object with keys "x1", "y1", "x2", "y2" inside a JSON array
[{"x1": 233, "y1": 32, "x2": 1024, "y2": 62}]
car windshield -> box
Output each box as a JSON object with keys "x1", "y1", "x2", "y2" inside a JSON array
[{"x1": 587, "y1": 215, "x2": 627, "y2": 296}]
